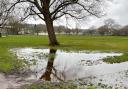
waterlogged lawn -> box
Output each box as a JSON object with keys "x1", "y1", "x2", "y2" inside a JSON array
[
  {"x1": 21, "y1": 81, "x2": 96, "y2": 89},
  {"x1": 0, "y1": 35, "x2": 128, "y2": 72},
  {"x1": 103, "y1": 53, "x2": 128, "y2": 63},
  {"x1": 0, "y1": 36, "x2": 48, "y2": 73},
  {"x1": 0, "y1": 47, "x2": 13, "y2": 72}
]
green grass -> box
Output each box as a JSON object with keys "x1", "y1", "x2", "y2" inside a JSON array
[
  {"x1": 0, "y1": 47, "x2": 14, "y2": 72},
  {"x1": 103, "y1": 53, "x2": 128, "y2": 63},
  {"x1": 0, "y1": 35, "x2": 128, "y2": 72},
  {"x1": 58, "y1": 35, "x2": 128, "y2": 51},
  {"x1": 21, "y1": 81, "x2": 96, "y2": 89},
  {"x1": 21, "y1": 81, "x2": 77, "y2": 89},
  {"x1": 0, "y1": 35, "x2": 48, "y2": 73}
]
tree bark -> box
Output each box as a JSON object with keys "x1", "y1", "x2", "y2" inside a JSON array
[
  {"x1": 0, "y1": 33, "x2": 1, "y2": 37},
  {"x1": 44, "y1": 14, "x2": 59, "y2": 46}
]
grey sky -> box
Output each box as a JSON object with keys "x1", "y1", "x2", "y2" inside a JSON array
[
  {"x1": 110, "y1": 0, "x2": 128, "y2": 26},
  {"x1": 89, "y1": 0, "x2": 128, "y2": 28},
  {"x1": 27, "y1": 0, "x2": 128, "y2": 29}
]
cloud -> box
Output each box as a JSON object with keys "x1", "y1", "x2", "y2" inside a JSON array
[
  {"x1": 108, "y1": 0, "x2": 128, "y2": 26},
  {"x1": 98, "y1": 0, "x2": 128, "y2": 27},
  {"x1": 80, "y1": 0, "x2": 128, "y2": 29}
]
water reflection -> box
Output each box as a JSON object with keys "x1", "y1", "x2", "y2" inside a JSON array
[
  {"x1": 10, "y1": 48, "x2": 128, "y2": 88},
  {"x1": 39, "y1": 49, "x2": 66, "y2": 81},
  {"x1": 40, "y1": 49, "x2": 56, "y2": 81}
]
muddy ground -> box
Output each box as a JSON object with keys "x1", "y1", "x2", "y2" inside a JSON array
[{"x1": 0, "y1": 73, "x2": 37, "y2": 89}]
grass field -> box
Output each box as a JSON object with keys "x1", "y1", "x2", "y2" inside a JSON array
[{"x1": 0, "y1": 35, "x2": 128, "y2": 72}]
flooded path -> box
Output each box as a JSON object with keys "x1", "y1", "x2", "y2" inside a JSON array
[{"x1": 8, "y1": 48, "x2": 128, "y2": 88}]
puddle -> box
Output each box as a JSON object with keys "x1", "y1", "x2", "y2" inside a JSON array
[{"x1": 9, "y1": 48, "x2": 128, "y2": 88}]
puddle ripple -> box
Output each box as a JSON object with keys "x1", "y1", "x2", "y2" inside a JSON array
[{"x1": 10, "y1": 48, "x2": 128, "y2": 88}]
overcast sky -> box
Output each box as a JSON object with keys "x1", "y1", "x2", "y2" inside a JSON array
[
  {"x1": 90, "y1": 0, "x2": 128, "y2": 28},
  {"x1": 26, "y1": 0, "x2": 128, "y2": 29}
]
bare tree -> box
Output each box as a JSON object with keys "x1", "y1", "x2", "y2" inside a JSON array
[
  {"x1": 0, "y1": 0, "x2": 10, "y2": 37},
  {"x1": 0, "y1": 0, "x2": 10, "y2": 26},
  {"x1": 104, "y1": 18, "x2": 121, "y2": 35},
  {"x1": 55, "y1": 26, "x2": 65, "y2": 34},
  {"x1": 34, "y1": 24, "x2": 44, "y2": 35},
  {"x1": 97, "y1": 25, "x2": 108, "y2": 35},
  {"x1": 8, "y1": 18, "x2": 22, "y2": 35},
  {"x1": 7, "y1": 0, "x2": 106, "y2": 45},
  {"x1": 104, "y1": 19, "x2": 115, "y2": 28},
  {"x1": 118, "y1": 25, "x2": 128, "y2": 36}
]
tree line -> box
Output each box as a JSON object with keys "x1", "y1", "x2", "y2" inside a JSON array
[
  {"x1": 1, "y1": 18, "x2": 128, "y2": 36},
  {"x1": 83, "y1": 19, "x2": 128, "y2": 36}
]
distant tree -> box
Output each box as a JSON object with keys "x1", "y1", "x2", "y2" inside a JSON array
[
  {"x1": 0, "y1": 0, "x2": 10, "y2": 26},
  {"x1": 0, "y1": 0, "x2": 10, "y2": 37},
  {"x1": 88, "y1": 26, "x2": 97, "y2": 35},
  {"x1": 104, "y1": 18, "x2": 121, "y2": 35},
  {"x1": 7, "y1": 0, "x2": 106, "y2": 45},
  {"x1": 97, "y1": 25, "x2": 108, "y2": 35},
  {"x1": 74, "y1": 22, "x2": 80, "y2": 35},
  {"x1": 104, "y1": 19, "x2": 116, "y2": 28},
  {"x1": 104, "y1": 19, "x2": 115, "y2": 35},
  {"x1": 42, "y1": 24, "x2": 47, "y2": 33},
  {"x1": 56, "y1": 26, "x2": 65, "y2": 34},
  {"x1": 97, "y1": 19, "x2": 121, "y2": 36},
  {"x1": 34, "y1": 24, "x2": 43, "y2": 35},
  {"x1": 87, "y1": 30, "x2": 96, "y2": 35},
  {"x1": 74, "y1": 27, "x2": 80, "y2": 35},
  {"x1": 111, "y1": 24, "x2": 122, "y2": 36},
  {"x1": 118, "y1": 26, "x2": 128, "y2": 36},
  {"x1": 8, "y1": 17, "x2": 23, "y2": 35},
  {"x1": 65, "y1": 28, "x2": 71, "y2": 35}
]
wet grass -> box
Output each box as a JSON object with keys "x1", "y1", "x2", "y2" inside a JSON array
[
  {"x1": 21, "y1": 81, "x2": 77, "y2": 89},
  {"x1": 0, "y1": 35, "x2": 48, "y2": 73},
  {"x1": 58, "y1": 35, "x2": 128, "y2": 51},
  {"x1": 21, "y1": 81, "x2": 96, "y2": 89},
  {"x1": 103, "y1": 53, "x2": 128, "y2": 63},
  {"x1": 0, "y1": 47, "x2": 14, "y2": 72},
  {"x1": 0, "y1": 35, "x2": 128, "y2": 72}
]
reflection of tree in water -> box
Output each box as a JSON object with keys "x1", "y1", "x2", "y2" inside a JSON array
[
  {"x1": 40, "y1": 49, "x2": 69, "y2": 81},
  {"x1": 39, "y1": 49, "x2": 82, "y2": 81},
  {"x1": 39, "y1": 49, "x2": 64, "y2": 81},
  {"x1": 40, "y1": 49, "x2": 56, "y2": 81}
]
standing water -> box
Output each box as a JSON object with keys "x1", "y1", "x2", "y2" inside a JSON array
[{"x1": 10, "y1": 48, "x2": 128, "y2": 88}]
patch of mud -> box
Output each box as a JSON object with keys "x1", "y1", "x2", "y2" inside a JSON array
[{"x1": 0, "y1": 73, "x2": 37, "y2": 89}]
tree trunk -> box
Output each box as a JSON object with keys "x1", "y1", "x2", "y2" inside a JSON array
[
  {"x1": 45, "y1": 15, "x2": 59, "y2": 46},
  {"x1": 0, "y1": 33, "x2": 1, "y2": 37}
]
